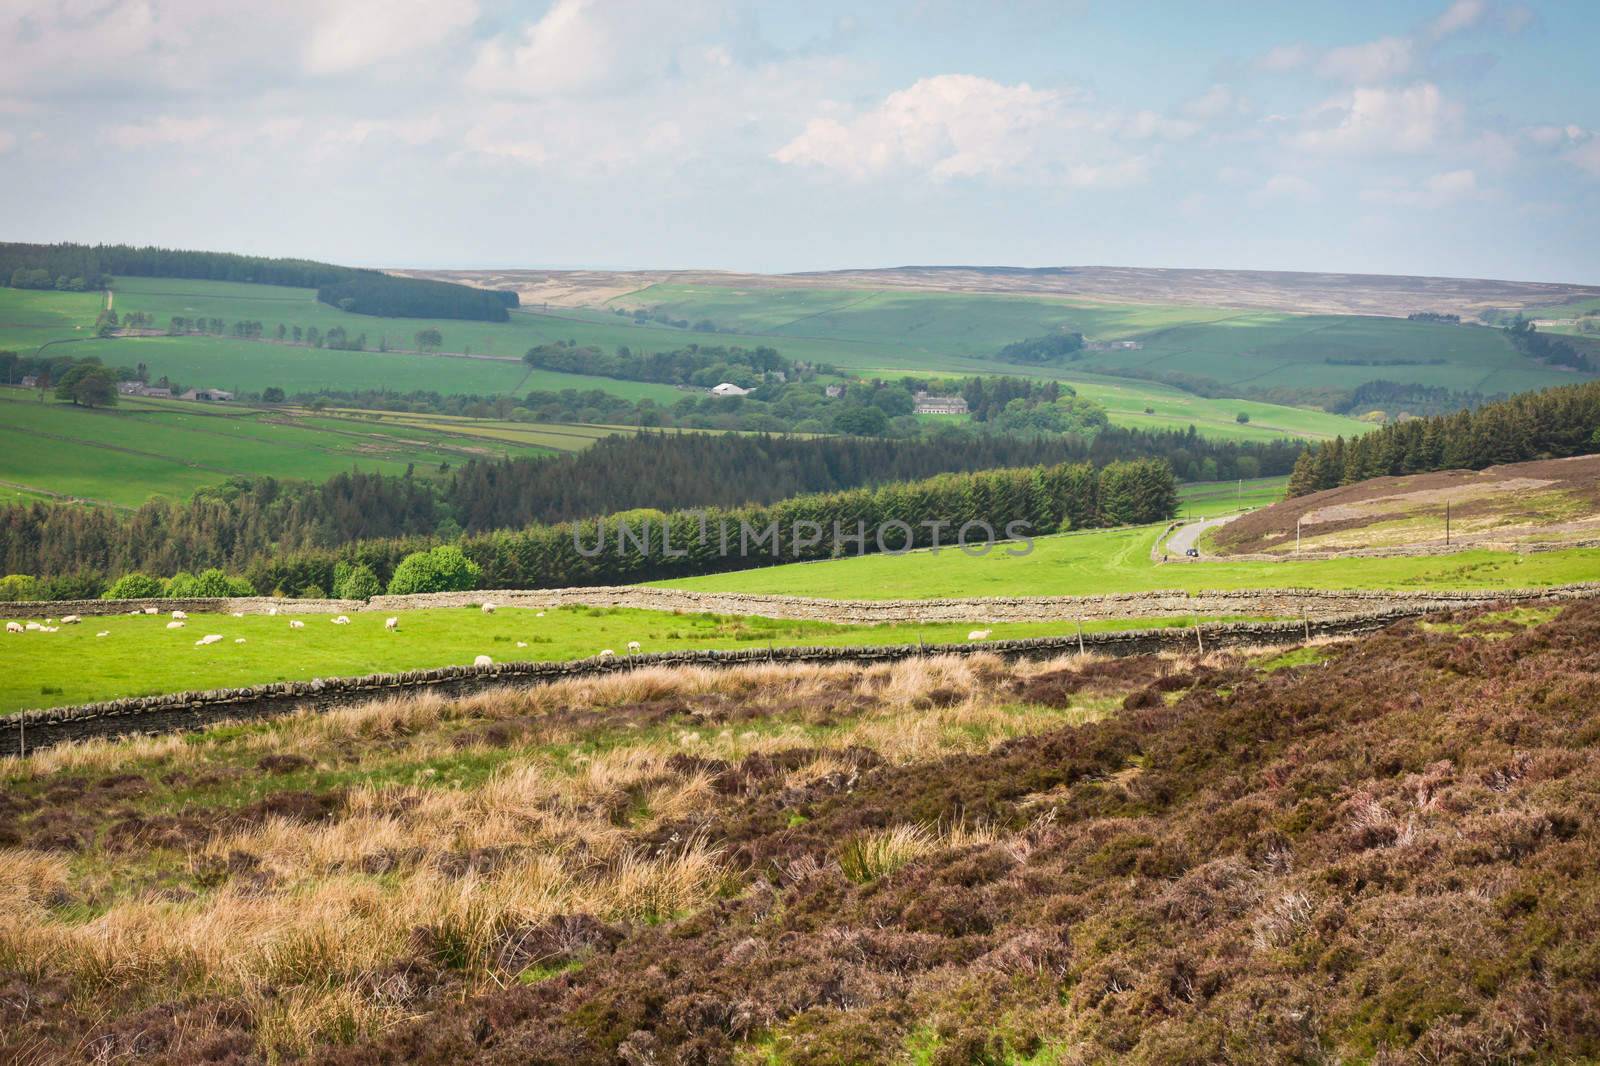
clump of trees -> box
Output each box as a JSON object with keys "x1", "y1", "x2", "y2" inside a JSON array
[
  {"x1": 522, "y1": 341, "x2": 823, "y2": 388},
  {"x1": 1286, "y1": 380, "x2": 1600, "y2": 496},
  {"x1": 995, "y1": 332, "x2": 1085, "y2": 365},
  {"x1": 53, "y1": 362, "x2": 118, "y2": 408},
  {"x1": 385, "y1": 546, "x2": 481, "y2": 595}
]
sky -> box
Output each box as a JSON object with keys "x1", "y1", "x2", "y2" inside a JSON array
[{"x1": 1, "y1": 0, "x2": 1598, "y2": 283}]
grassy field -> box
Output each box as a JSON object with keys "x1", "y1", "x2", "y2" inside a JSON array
[
  {"x1": 6, "y1": 278, "x2": 1376, "y2": 442},
  {"x1": 615, "y1": 283, "x2": 1586, "y2": 397},
  {"x1": 0, "y1": 391, "x2": 559, "y2": 506},
  {"x1": 657, "y1": 523, "x2": 1599, "y2": 600},
  {"x1": 0, "y1": 605, "x2": 1251, "y2": 713},
  {"x1": 0, "y1": 285, "x2": 104, "y2": 356}
]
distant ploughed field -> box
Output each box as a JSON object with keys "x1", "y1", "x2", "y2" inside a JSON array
[{"x1": 394, "y1": 263, "x2": 1600, "y2": 318}]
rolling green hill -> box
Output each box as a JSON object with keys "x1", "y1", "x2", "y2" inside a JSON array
[{"x1": 0, "y1": 390, "x2": 557, "y2": 507}]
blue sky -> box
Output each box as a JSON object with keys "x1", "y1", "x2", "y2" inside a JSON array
[{"x1": 1, "y1": 0, "x2": 1597, "y2": 282}]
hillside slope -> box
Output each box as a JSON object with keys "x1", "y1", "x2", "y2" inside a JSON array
[
  {"x1": 1213, "y1": 454, "x2": 1600, "y2": 556},
  {"x1": 4, "y1": 602, "x2": 1600, "y2": 1061}
]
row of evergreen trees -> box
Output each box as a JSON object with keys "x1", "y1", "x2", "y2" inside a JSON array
[
  {"x1": 0, "y1": 242, "x2": 518, "y2": 322},
  {"x1": 7, "y1": 459, "x2": 1176, "y2": 599},
  {"x1": 1286, "y1": 380, "x2": 1600, "y2": 496}
]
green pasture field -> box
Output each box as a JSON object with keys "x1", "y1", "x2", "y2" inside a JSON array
[
  {"x1": 5, "y1": 278, "x2": 1374, "y2": 442},
  {"x1": 1176, "y1": 476, "x2": 1288, "y2": 518},
  {"x1": 612, "y1": 283, "x2": 1588, "y2": 396},
  {"x1": 0, "y1": 391, "x2": 556, "y2": 506},
  {"x1": 0, "y1": 285, "x2": 105, "y2": 355},
  {"x1": 0, "y1": 605, "x2": 1254, "y2": 714},
  {"x1": 655, "y1": 523, "x2": 1599, "y2": 600}
]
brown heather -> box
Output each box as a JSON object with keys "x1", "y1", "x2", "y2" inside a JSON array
[{"x1": 3, "y1": 604, "x2": 1599, "y2": 1063}]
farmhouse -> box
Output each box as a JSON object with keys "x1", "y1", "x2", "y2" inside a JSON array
[
  {"x1": 179, "y1": 388, "x2": 235, "y2": 402},
  {"x1": 18, "y1": 375, "x2": 37, "y2": 388},
  {"x1": 824, "y1": 384, "x2": 845, "y2": 398},
  {"x1": 118, "y1": 382, "x2": 175, "y2": 398},
  {"x1": 913, "y1": 391, "x2": 969, "y2": 415},
  {"x1": 1085, "y1": 339, "x2": 1144, "y2": 351},
  {"x1": 710, "y1": 382, "x2": 751, "y2": 397}
]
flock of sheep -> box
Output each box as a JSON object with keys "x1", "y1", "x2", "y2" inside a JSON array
[
  {"x1": 4, "y1": 601, "x2": 647, "y2": 669},
  {"x1": 6, "y1": 603, "x2": 1002, "y2": 668}
]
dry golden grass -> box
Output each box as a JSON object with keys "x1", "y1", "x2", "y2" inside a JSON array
[{"x1": 0, "y1": 651, "x2": 1157, "y2": 1055}]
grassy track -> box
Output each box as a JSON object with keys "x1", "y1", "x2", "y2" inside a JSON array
[
  {"x1": 0, "y1": 391, "x2": 557, "y2": 505},
  {"x1": 655, "y1": 524, "x2": 1600, "y2": 600},
  {"x1": 0, "y1": 606, "x2": 1249, "y2": 713}
]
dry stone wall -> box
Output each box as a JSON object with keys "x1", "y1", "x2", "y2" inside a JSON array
[
  {"x1": 0, "y1": 606, "x2": 1537, "y2": 757},
  {"x1": 4, "y1": 583, "x2": 1599, "y2": 624}
]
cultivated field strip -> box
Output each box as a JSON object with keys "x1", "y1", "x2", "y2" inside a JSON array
[{"x1": 0, "y1": 605, "x2": 1561, "y2": 756}]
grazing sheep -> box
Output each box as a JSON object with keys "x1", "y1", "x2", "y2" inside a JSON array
[
  {"x1": 598, "y1": 649, "x2": 615, "y2": 659},
  {"x1": 234, "y1": 638, "x2": 246, "y2": 643},
  {"x1": 195, "y1": 634, "x2": 223, "y2": 646},
  {"x1": 481, "y1": 602, "x2": 496, "y2": 614},
  {"x1": 967, "y1": 629, "x2": 991, "y2": 641},
  {"x1": 331, "y1": 615, "x2": 350, "y2": 625},
  {"x1": 289, "y1": 620, "x2": 305, "y2": 630},
  {"x1": 535, "y1": 611, "x2": 545, "y2": 618},
  {"x1": 128, "y1": 610, "x2": 141, "y2": 615},
  {"x1": 5, "y1": 622, "x2": 22, "y2": 634},
  {"x1": 96, "y1": 631, "x2": 110, "y2": 638},
  {"x1": 40, "y1": 626, "x2": 59, "y2": 633},
  {"x1": 474, "y1": 654, "x2": 493, "y2": 667},
  {"x1": 166, "y1": 621, "x2": 186, "y2": 630},
  {"x1": 385, "y1": 617, "x2": 399, "y2": 631},
  {"x1": 143, "y1": 607, "x2": 159, "y2": 615},
  {"x1": 171, "y1": 610, "x2": 187, "y2": 620},
  {"x1": 268, "y1": 606, "x2": 279, "y2": 616},
  {"x1": 515, "y1": 641, "x2": 528, "y2": 648},
  {"x1": 60, "y1": 614, "x2": 80, "y2": 625},
  {"x1": 626, "y1": 641, "x2": 642, "y2": 654},
  {"x1": 231, "y1": 612, "x2": 244, "y2": 618},
  {"x1": 24, "y1": 622, "x2": 42, "y2": 631}
]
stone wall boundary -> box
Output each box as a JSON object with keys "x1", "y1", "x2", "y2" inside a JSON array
[{"x1": 0, "y1": 604, "x2": 1532, "y2": 757}]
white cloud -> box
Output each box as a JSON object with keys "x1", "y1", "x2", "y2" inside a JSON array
[
  {"x1": 467, "y1": 0, "x2": 733, "y2": 97},
  {"x1": 1568, "y1": 139, "x2": 1600, "y2": 178},
  {"x1": 1427, "y1": 0, "x2": 1488, "y2": 40},
  {"x1": 1317, "y1": 36, "x2": 1415, "y2": 83},
  {"x1": 774, "y1": 74, "x2": 1152, "y2": 187},
  {"x1": 1181, "y1": 84, "x2": 1246, "y2": 121},
  {"x1": 1362, "y1": 168, "x2": 1484, "y2": 206},
  {"x1": 304, "y1": 0, "x2": 478, "y2": 74},
  {"x1": 1293, "y1": 83, "x2": 1461, "y2": 155},
  {"x1": 1257, "y1": 43, "x2": 1311, "y2": 72},
  {"x1": 1257, "y1": 174, "x2": 1319, "y2": 202},
  {"x1": 103, "y1": 116, "x2": 224, "y2": 149}
]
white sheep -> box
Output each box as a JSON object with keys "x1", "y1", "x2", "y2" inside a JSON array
[
  {"x1": 234, "y1": 637, "x2": 246, "y2": 644},
  {"x1": 385, "y1": 617, "x2": 399, "y2": 631},
  {"x1": 626, "y1": 641, "x2": 642, "y2": 654},
  {"x1": 231, "y1": 611, "x2": 244, "y2": 618},
  {"x1": 171, "y1": 610, "x2": 187, "y2": 620},
  {"x1": 195, "y1": 634, "x2": 223, "y2": 646},
  {"x1": 96, "y1": 631, "x2": 110, "y2": 638},
  {"x1": 967, "y1": 629, "x2": 992, "y2": 641},
  {"x1": 60, "y1": 614, "x2": 80, "y2": 624},
  {"x1": 40, "y1": 626, "x2": 59, "y2": 633},
  {"x1": 128, "y1": 609, "x2": 141, "y2": 616},
  {"x1": 143, "y1": 607, "x2": 159, "y2": 615},
  {"x1": 268, "y1": 606, "x2": 279, "y2": 616},
  {"x1": 474, "y1": 654, "x2": 493, "y2": 667},
  {"x1": 515, "y1": 641, "x2": 528, "y2": 648},
  {"x1": 535, "y1": 611, "x2": 545, "y2": 618},
  {"x1": 481, "y1": 602, "x2": 496, "y2": 614},
  {"x1": 5, "y1": 622, "x2": 22, "y2": 634},
  {"x1": 166, "y1": 621, "x2": 185, "y2": 630},
  {"x1": 289, "y1": 620, "x2": 305, "y2": 629},
  {"x1": 598, "y1": 649, "x2": 615, "y2": 659},
  {"x1": 331, "y1": 615, "x2": 350, "y2": 625},
  {"x1": 24, "y1": 621, "x2": 41, "y2": 631}
]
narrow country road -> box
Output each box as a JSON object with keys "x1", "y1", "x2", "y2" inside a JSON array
[{"x1": 1157, "y1": 513, "x2": 1242, "y2": 561}]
